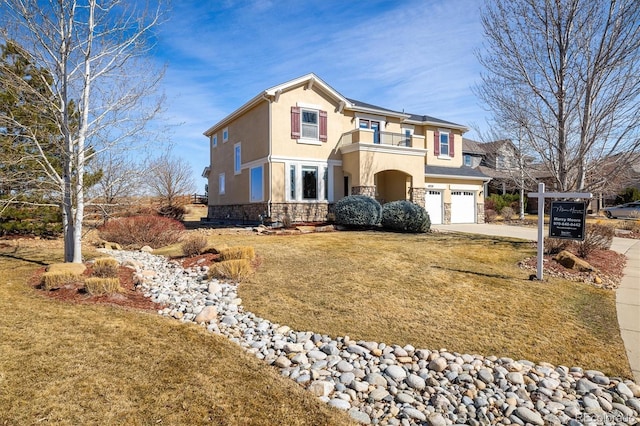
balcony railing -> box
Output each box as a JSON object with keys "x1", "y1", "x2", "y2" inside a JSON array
[{"x1": 340, "y1": 129, "x2": 418, "y2": 148}]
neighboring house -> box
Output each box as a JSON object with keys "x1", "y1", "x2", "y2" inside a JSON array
[{"x1": 202, "y1": 73, "x2": 490, "y2": 225}]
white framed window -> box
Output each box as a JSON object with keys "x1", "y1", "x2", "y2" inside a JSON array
[
  {"x1": 464, "y1": 154, "x2": 472, "y2": 167},
  {"x1": 218, "y1": 173, "x2": 225, "y2": 195},
  {"x1": 211, "y1": 134, "x2": 217, "y2": 147},
  {"x1": 250, "y1": 166, "x2": 263, "y2": 202},
  {"x1": 439, "y1": 131, "x2": 449, "y2": 156},
  {"x1": 286, "y1": 161, "x2": 330, "y2": 202},
  {"x1": 301, "y1": 109, "x2": 318, "y2": 139},
  {"x1": 223, "y1": 127, "x2": 229, "y2": 143},
  {"x1": 234, "y1": 143, "x2": 241, "y2": 174}
]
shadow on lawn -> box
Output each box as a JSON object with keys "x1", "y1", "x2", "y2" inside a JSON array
[{"x1": 430, "y1": 264, "x2": 527, "y2": 280}]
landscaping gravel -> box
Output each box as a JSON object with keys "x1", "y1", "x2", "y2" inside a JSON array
[{"x1": 103, "y1": 249, "x2": 640, "y2": 425}]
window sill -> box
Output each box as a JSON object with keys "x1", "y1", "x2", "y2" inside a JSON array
[
  {"x1": 437, "y1": 155, "x2": 452, "y2": 160},
  {"x1": 296, "y1": 138, "x2": 322, "y2": 146},
  {"x1": 285, "y1": 199, "x2": 330, "y2": 203}
]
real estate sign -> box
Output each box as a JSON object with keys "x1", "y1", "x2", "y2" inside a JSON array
[{"x1": 549, "y1": 201, "x2": 587, "y2": 241}]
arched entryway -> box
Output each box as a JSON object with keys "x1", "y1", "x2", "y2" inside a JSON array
[{"x1": 374, "y1": 170, "x2": 411, "y2": 204}]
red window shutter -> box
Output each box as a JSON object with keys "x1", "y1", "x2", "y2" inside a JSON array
[
  {"x1": 291, "y1": 107, "x2": 300, "y2": 139},
  {"x1": 319, "y1": 110, "x2": 328, "y2": 142},
  {"x1": 449, "y1": 132, "x2": 455, "y2": 157},
  {"x1": 433, "y1": 131, "x2": 440, "y2": 156}
]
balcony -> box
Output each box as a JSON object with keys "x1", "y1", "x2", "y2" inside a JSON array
[{"x1": 340, "y1": 128, "x2": 420, "y2": 147}]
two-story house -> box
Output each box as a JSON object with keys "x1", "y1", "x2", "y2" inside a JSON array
[{"x1": 202, "y1": 73, "x2": 490, "y2": 225}]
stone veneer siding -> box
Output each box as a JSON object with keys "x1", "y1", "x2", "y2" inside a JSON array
[
  {"x1": 352, "y1": 186, "x2": 376, "y2": 197},
  {"x1": 443, "y1": 203, "x2": 452, "y2": 225},
  {"x1": 207, "y1": 203, "x2": 269, "y2": 223},
  {"x1": 409, "y1": 187, "x2": 426, "y2": 206},
  {"x1": 270, "y1": 202, "x2": 330, "y2": 223},
  {"x1": 476, "y1": 203, "x2": 485, "y2": 224}
]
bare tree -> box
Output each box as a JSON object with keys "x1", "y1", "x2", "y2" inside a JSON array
[
  {"x1": 85, "y1": 151, "x2": 150, "y2": 223},
  {"x1": 0, "y1": 0, "x2": 167, "y2": 262},
  {"x1": 147, "y1": 152, "x2": 195, "y2": 207},
  {"x1": 476, "y1": 0, "x2": 640, "y2": 193}
]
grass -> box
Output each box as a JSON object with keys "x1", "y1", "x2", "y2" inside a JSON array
[
  {"x1": 0, "y1": 240, "x2": 355, "y2": 425},
  {"x1": 198, "y1": 230, "x2": 631, "y2": 378}
]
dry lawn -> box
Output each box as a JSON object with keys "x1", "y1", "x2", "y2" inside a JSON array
[
  {"x1": 203, "y1": 230, "x2": 631, "y2": 378},
  {"x1": 0, "y1": 240, "x2": 354, "y2": 425}
]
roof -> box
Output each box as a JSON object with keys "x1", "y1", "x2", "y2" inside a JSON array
[
  {"x1": 462, "y1": 138, "x2": 485, "y2": 155},
  {"x1": 204, "y1": 73, "x2": 469, "y2": 135},
  {"x1": 425, "y1": 165, "x2": 491, "y2": 181}
]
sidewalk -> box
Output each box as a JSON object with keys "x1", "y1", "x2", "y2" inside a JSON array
[{"x1": 433, "y1": 223, "x2": 640, "y2": 383}]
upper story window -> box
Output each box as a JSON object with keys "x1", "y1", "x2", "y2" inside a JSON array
[
  {"x1": 219, "y1": 173, "x2": 225, "y2": 195},
  {"x1": 434, "y1": 130, "x2": 454, "y2": 157},
  {"x1": 223, "y1": 127, "x2": 229, "y2": 143},
  {"x1": 359, "y1": 118, "x2": 381, "y2": 144},
  {"x1": 211, "y1": 134, "x2": 217, "y2": 147},
  {"x1": 301, "y1": 109, "x2": 318, "y2": 139},
  {"x1": 464, "y1": 154, "x2": 472, "y2": 167},
  {"x1": 291, "y1": 106, "x2": 327, "y2": 143}
]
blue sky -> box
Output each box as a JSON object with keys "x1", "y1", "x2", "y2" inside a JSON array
[{"x1": 154, "y1": 0, "x2": 488, "y2": 192}]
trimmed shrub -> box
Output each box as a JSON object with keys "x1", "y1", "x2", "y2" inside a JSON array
[
  {"x1": 615, "y1": 187, "x2": 640, "y2": 205},
  {"x1": 333, "y1": 195, "x2": 382, "y2": 228},
  {"x1": 219, "y1": 246, "x2": 255, "y2": 261},
  {"x1": 380, "y1": 200, "x2": 430, "y2": 233},
  {"x1": 181, "y1": 234, "x2": 209, "y2": 257},
  {"x1": 97, "y1": 215, "x2": 185, "y2": 248},
  {"x1": 208, "y1": 259, "x2": 253, "y2": 281},
  {"x1": 92, "y1": 257, "x2": 119, "y2": 278},
  {"x1": 157, "y1": 204, "x2": 186, "y2": 221},
  {"x1": 484, "y1": 209, "x2": 498, "y2": 223},
  {"x1": 84, "y1": 277, "x2": 122, "y2": 295},
  {"x1": 486, "y1": 193, "x2": 521, "y2": 213},
  {"x1": 576, "y1": 223, "x2": 615, "y2": 258},
  {"x1": 500, "y1": 206, "x2": 515, "y2": 222}
]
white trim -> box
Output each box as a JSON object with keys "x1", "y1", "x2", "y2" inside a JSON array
[
  {"x1": 296, "y1": 139, "x2": 322, "y2": 146},
  {"x1": 271, "y1": 155, "x2": 342, "y2": 166},
  {"x1": 425, "y1": 172, "x2": 492, "y2": 182},
  {"x1": 340, "y1": 142, "x2": 427, "y2": 157},
  {"x1": 296, "y1": 101, "x2": 323, "y2": 110},
  {"x1": 234, "y1": 142, "x2": 241, "y2": 175},
  {"x1": 356, "y1": 113, "x2": 386, "y2": 129},
  {"x1": 285, "y1": 160, "x2": 330, "y2": 202},
  {"x1": 241, "y1": 158, "x2": 266, "y2": 170},
  {"x1": 437, "y1": 155, "x2": 452, "y2": 160}
]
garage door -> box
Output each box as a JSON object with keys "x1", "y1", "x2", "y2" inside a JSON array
[
  {"x1": 451, "y1": 191, "x2": 475, "y2": 223},
  {"x1": 425, "y1": 190, "x2": 443, "y2": 225}
]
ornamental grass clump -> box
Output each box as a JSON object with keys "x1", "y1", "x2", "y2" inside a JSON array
[
  {"x1": 576, "y1": 223, "x2": 615, "y2": 258},
  {"x1": 219, "y1": 246, "x2": 255, "y2": 261},
  {"x1": 92, "y1": 257, "x2": 119, "y2": 278},
  {"x1": 208, "y1": 259, "x2": 253, "y2": 281},
  {"x1": 84, "y1": 277, "x2": 122, "y2": 295},
  {"x1": 381, "y1": 200, "x2": 431, "y2": 233},
  {"x1": 41, "y1": 263, "x2": 86, "y2": 290},
  {"x1": 333, "y1": 195, "x2": 382, "y2": 228}
]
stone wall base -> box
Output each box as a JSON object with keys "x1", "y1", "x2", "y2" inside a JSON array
[{"x1": 207, "y1": 202, "x2": 331, "y2": 224}]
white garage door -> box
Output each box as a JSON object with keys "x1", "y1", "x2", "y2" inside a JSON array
[
  {"x1": 425, "y1": 190, "x2": 443, "y2": 225},
  {"x1": 451, "y1": 191, "x2": 476, "y2": 223}
]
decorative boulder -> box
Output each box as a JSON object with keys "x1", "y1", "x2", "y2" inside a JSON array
[{"x1": 554, "y1": 250, "x2": 596, "y2": 272}]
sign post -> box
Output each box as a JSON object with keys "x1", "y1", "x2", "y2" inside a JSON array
[{"x1": 528, "y1": 183, "x2": 592, "y2": 280}]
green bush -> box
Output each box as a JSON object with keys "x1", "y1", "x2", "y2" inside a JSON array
[
  {"x1": 333, "y1": 195, "x2": 382, "y2": 228},
  {"x1": 486, "y1": 193, "x2": 522, "y2": 213},
  {"x1": 380, "y1": 200, "x2": 430, "y2": 233},
  {"x1": 615, "y1": 187, "x2": 640, "y2": 205},
  {"x1": 98, "y1": 215, "x2": 185, "y2": 248},
  {"x1": 0, "y1": 204, "x2": 62, "y2": 238}
]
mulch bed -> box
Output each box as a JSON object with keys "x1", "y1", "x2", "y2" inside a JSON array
[{"x1": 519, "y1": 247, "x2": 627, "y2": 289}]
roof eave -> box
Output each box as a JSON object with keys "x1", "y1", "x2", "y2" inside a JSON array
[
  {"x1": 203, "y1": 91, "x2": 270, "y2": 136},
  {"x1": 425, "y1": 172, "x2": 492, "y2": 182},
  {"x1": 404, "y1": 119, "x2": 468, "y2": 132}
]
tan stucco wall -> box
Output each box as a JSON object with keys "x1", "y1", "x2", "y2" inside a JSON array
[
  {"x1": 342, "y1": 149, "x2": 424, "y2": 188},
  {"x1": 270, "y1": 85, "x2": 348, "y2": 161},
  {"x1": 208, "y1": 101, "x2": 270, "y2": 205},
  {"x1": 424, "y1": 128, "x2": 464, "y2": 168}
]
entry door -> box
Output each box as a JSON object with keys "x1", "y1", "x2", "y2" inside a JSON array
[{"x1": 425, "y1": 190, "x2": 443, "y2": 225}]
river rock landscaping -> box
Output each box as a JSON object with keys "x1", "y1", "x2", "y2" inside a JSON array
[{"x1": 103, "y1": 248, "x2": 640, "y2": 425}]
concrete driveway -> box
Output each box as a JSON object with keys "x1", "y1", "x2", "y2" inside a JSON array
[{"x1": 433, "y1": 223, "x2": 640, "y2": 384}]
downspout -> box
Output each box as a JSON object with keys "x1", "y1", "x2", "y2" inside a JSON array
[{"x1": 263, "y1": 94, "x2": 272, "y2": 219}]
